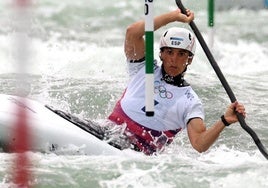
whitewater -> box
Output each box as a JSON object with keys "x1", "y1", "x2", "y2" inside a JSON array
[{"x1": 0, "y1": 0, "x2": 268, "y2": 187}]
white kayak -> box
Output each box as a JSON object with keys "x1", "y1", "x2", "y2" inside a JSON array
[{"x1": 0, "y1": 94, "x2": 126, "y2": 156}]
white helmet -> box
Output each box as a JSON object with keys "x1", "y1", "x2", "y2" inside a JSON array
[{"x1": 159, "y1": 27, "x2": 196, "y2": 55}]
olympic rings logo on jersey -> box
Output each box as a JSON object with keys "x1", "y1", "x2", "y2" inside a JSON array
[{"x1": 154, "y1": 81, "x2": 173, "y2": 99}]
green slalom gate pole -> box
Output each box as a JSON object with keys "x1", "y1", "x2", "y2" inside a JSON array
[
  {"x1": 145, "y1": 0, "x2": 154, "y2": 116},
  {"x1": 208, "y1": 0, "x2": 214, "y2": 49},
  {"x1": 208, "y1": 0, "x2": 214, "y2": 27}
]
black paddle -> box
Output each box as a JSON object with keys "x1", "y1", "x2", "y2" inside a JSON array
[{"x1": 175, "y1": 0, "x2": 268, "y2": 160}]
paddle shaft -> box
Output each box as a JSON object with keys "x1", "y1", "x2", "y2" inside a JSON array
[{"x1": 175, "y1": 0, "x2": 268, "y2": 159}]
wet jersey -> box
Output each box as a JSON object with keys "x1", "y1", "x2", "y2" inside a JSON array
[{"x1": 121, "y1": 59, "x2": 204, "y2": 131}]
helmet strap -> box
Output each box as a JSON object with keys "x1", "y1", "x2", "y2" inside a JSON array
[{"x1": 161, "y1": 65, "x2": 189, "y2": 87}]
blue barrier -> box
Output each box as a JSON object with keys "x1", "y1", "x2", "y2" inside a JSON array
[{"x1": 265, "y1": 0, "x2": 268, "y2": 7}]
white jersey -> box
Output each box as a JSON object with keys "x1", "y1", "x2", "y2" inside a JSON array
[{"x1": 120, "y1": 60, "x2": 204, "y2": 132}]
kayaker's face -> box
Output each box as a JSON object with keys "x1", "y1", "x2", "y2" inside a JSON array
[{"x1": 160, "y1": 47, "x2": 193, "y2": 77}]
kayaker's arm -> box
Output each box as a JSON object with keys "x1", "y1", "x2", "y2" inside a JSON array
[
  {"x1": 124, "y1": 9, "x2": 194, "y2": 61},
  {"x1": 187, "y1": 102, "x2": 246, "y2": 153}
]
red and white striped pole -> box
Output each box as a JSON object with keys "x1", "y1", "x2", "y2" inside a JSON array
[{"x1": 11, "y1": 0, "x2": 32, "y2": 186}]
